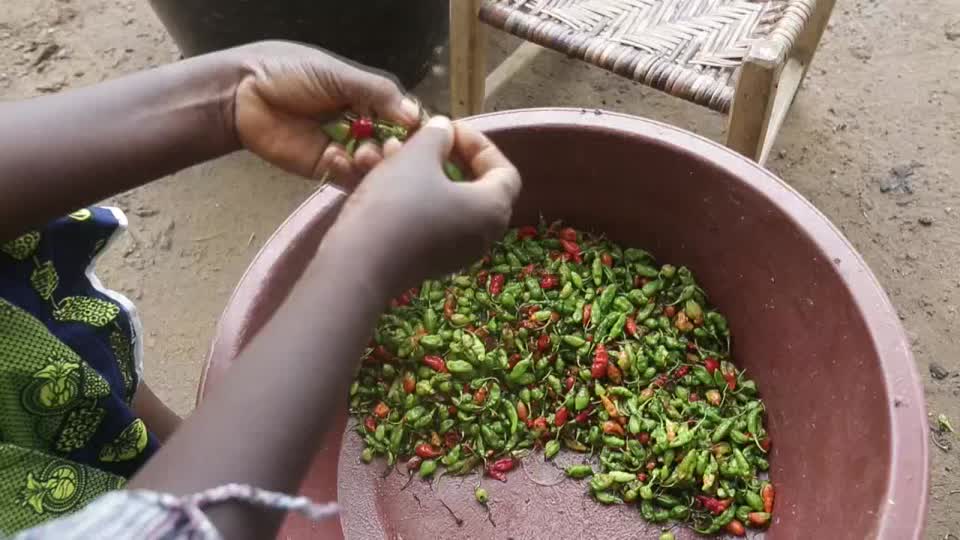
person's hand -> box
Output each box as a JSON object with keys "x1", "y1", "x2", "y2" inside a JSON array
[
  {"x1": 324, "y1": 116, "x2": 522, "y2": 294},
  {"x1": 231, "y1": 41, "x2": 421, "y2": 187}
]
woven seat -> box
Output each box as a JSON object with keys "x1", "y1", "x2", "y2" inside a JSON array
[{"x1": 449, "y1": 0, "x2": 835, "y2": 162}]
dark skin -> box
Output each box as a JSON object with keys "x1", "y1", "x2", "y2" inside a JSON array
[{"x1": 2, "y1": 41, "x2": 521, "y2": 539}]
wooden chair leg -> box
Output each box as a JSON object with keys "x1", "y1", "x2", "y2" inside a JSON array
[
  {"x1": 449, "y1": 0, "x2": 487, "y2": 118},
  {"x1": 727, "y1": 0, "x2": 835, "y2": 163},
  {"x1": 726, "y1": 42, "x2": 781, "y2": 162},
  {"x1": 792, "y1": 0, "x2": 836, "y2": 80}
]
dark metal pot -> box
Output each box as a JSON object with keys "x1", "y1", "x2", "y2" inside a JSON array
[{"x1": 148, "y1": 0, "x2": 448, "y2": 88}]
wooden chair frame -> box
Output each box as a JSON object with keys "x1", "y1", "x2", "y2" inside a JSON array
[{"x1": 449, "y1": 0, "x2": 836, "y2": 164}]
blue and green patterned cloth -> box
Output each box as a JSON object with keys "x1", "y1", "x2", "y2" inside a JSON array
[{"x1": 0, "y1": 207, "x2": 158, "y2": 534}]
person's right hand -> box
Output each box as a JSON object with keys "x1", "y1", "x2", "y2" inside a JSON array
[{"x1": 324, "y1": 116, "x2": 522, "y2": 294}]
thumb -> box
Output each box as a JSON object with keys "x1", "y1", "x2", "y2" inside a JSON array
[
  {"x1": 402, "y1": 116, "x2": 456, "y2": 164},
  {"x1": 332, "y1": 62, "x2": 421, "y2": 125}
]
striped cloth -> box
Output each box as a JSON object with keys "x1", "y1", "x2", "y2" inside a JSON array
[{"x1": 12, "y1": 484, "x2": 339, "y2": 539}]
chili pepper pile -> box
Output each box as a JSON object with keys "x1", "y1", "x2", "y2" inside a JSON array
[
  {"x1": 321, "y1": 114, "x2": 465, "y2": 181},
  {"x1": 349, "y1": 223, "x2": 775, "y2": 535}
]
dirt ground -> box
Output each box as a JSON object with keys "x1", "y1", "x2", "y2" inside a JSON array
[{"x1": 1, "y1": 0, "x2": 958, "y2": 536}]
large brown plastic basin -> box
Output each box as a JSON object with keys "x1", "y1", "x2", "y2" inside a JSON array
[{"x1": 198, "y1": 109, "x2": 928, "y2": 539}]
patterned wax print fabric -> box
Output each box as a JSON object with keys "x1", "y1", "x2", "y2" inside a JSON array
[{"x1": 0, "y1": 207, "x2": 157, "y2": 534}]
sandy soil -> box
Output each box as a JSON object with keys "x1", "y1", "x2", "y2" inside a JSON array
[{"x1": 1, "y1": 0, "x2": 958, "y2": 536}]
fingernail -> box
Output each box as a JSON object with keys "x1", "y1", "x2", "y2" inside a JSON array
[
  {"x1": 333, "y1": 155, "x2": 350, "y2": 172},
  {"x1": 400, "y1": 97, "x2": 421, "y2": 122},
  {"x1": 425, "y1": 115, "x2": 452, "y2": 130}
]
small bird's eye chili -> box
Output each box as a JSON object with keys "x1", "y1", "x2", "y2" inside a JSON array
[{"x1": 349, "y1": 223, "x2": 772, "y2": 535}]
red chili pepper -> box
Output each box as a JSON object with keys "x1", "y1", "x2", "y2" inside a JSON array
[
  {"x1": 443, "y1": 293, "x2": 456, "y2": 319},
  {"x1": 645, "y1": 461, "x2": 657, "y2": 471},
  {"x1": 350, "y1": 117, "x2": 375, "y2": 139},
  {"x1": 517, "y1": 226, "x2": 538, "y2": 240},
  {"x1": 674, "y1": 365, "x2": 690, "y2": 379},
  {"x1": 422, "y1": 355, "x2": 447, "y2": 373},
  {"x1": 531, "y1": 417, "x2": 548, "y2": 432},
  {"x1": 689, "y1": 392, "x2": 700, "y2": 402},
  {"x1": 516, "y1": 401, "x2": 529, "y2": 421},
  {"x1": 554, "y1": 406, "x2": 569, "y2": 426},
  {"x1": 575, "y1": 410, "x2": 590, "y2": 423},
  {"x1": 559, "y1": 239, "x2": 583, "y2": 263},
  {"x1": 653, "y1": 374, "x2": 669, "y2": 387},
  {"x1": 373, "y1": 402, "x2": 390, "y2": 419},
  {"x1": 520, "y1": 264, "x2": 536, "y2": 278},
  {"x1": 448, "y1": 405, "x2": 458, "y2": 415},
  {"x1": 537, "y1": 334, "x2": 551, "y2": 353},
  {"x1": 363, "y1": 416, "x2": 377, "y2": 433},
  {"x1": 686, "y1": 341, "x2": 698, "y2": 351},
  {"x1": 508, "y1": 353, "x2": 521, "y2": 369},
  {"x1": 724, "y1": 371, "x2": 737, "y2": 390},
  {"x1": 564, "y1": 376, "x2": 575, "y2": 392},
  {"x1": 748, "y1": 512, "x2": 770, "y2": 527},
  {"x1": 725, "y1": 519, "x2": 746, "y2": 536},
  {"x1": 637, "y1": 472, "x2": 648, "y2": 482},
  {"x1": 601, "y1": 252, "x2": 613, "y2": 267},
  {"x1": 474, "y1": 386, "x2": 488, "y2": 405},
  {"x1": 591, "y1": 344, "x2": 609, "y2": 379},
  {"x1": 625, "y1": 316, "x2": 638, "y2": 336},
  {"x1": 581, "y1": 303, "x2": 592, "y2": 327},
  {"x1": 599, "y1": 395, "x2": 619, "y2": 419},
  {"x1": 414, "y1": 443, "x2": 442, "y2": 459},
  {"x1": 444, "y1": 431, "x2": 460, "y2": 449},
  {"x1": 606, "y1": 363, "x2": 622, "y2": 384},
  {"x1": 475, "y1": 269, "x2": 489, "y2": 288},
  {"x1": 761, "y1": 483, "x2": 775, "y2": 513},
  {"x1": 491, "y1": 457, "x2": 516, "y2": 473},
  {"x1": 559, "y1": 227, "x2": 577, "y2": 241},
  {"x1": 486, "y1": 468, "x2": 507, "y2": 482},
  {"x1": 760, "y1": 437, "x2": 772, "y2": 452},
  {"x1": 602, "y1": 420, "x2": 625, "y2": 436},
  {"x1": 663, "y1": 305, "x2": 676, "y2": 318},
  {"x1": 406, "y1": 455, "x2": 422, "y2": 471},
  {"x1": 488, "y1": 273, "x2": 505, "y2": 296},
  {"x1": 704, "y1": 356, "x2": 720, "y2": 374},
  {"x1": 402, "y1": 374, "x2": 416, "y2": 394},
  {"x1": 539, "y1": 274, "x2": 559, "y2": 290},
  {"x1": 637, "y1": 431, "x2": 651, "y2": 445}
]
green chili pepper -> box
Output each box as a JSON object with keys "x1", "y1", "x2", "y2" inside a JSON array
[
  {"x1": 545, "y1": 439, "x2": 561, "y2": 459},
  {"x1": 565, "y1": 465, "x2": 594, "y2": 479},
  {"x1": 563, "y1": 335, "x2": 586, "y2": 348},
  {"x1": 575, "y1": 386, "x2": 591, "y2": 411},
  {"x1": 446, "y1": 360, "x2": 474, "y2": 375},
  {"x1": 504, "y1": 400, "x2": 519, "y2": 434},
  {"x1": 607, "y1": 471, "x2": 635, "y2": 483},
  {"x1": 593, "y1": 492, "x2": 622, "y2": 505},
  {"x1": 592, "y1": 256, "x2": 603, "y2": 286},
  {"x1": 603, "y1": 436, "x2": 625, "y2": 448},
  {"x1": 744, "y1": 490, "x2": 764, "y2": 512},
  {"x1": 419, "y1": 459, "x2": 438, "y2": 478},
  {"x1": 711, "y1": 418, "x2": 734, "y2": 443},
  {"x1": 613, "y1": 296, "x2": 633, "y2": 313},
  {"x1": 474, "y1": 487, "x2": 488, "y2": 504}
]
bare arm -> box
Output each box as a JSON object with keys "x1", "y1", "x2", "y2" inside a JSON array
[
  {"x1": 128, "y1": 118, "x2": 522, "y2": 539},
  {"x1": 0, "y1": 41, "x2": 419, "y2": 242},
  {"x1": 132, "y1": 382, "x2": 182, "y2": 444},
  {"x1": 0, "y1": 53, "x2": 240, "y2": 241}
]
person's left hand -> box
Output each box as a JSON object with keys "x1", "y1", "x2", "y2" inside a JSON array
[{"x1": 230, "y1": 41, "x2": 422, "y2": 188}]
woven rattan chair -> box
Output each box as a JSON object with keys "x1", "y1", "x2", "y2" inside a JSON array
[{"x1": 449, "y1": 0, "x2": 835, "y2": 162}]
